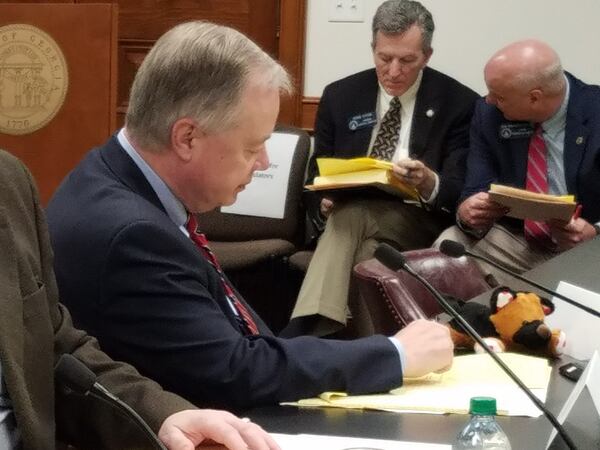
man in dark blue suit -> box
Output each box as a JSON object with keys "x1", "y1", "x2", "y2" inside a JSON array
[
  {"x1": 290, "y1": 0, "x2": 479, "y2": 337},
  {"x1": 46, "y1": 21, "x2": 453, "y2": 410},
  {"x1": 437, "y1": 39, "x2": 600, "y2": 282}
]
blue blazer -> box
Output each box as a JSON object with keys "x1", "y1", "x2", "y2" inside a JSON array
[
  {"x1": 307, "y1": 67, "x2": 480, "y2": 220},
  {"x1": 462, "y1": 73, "x2": 600, "y2": 224},
  {"x1": 46, "y1": 137, "x2": 402, "y2": 409}
]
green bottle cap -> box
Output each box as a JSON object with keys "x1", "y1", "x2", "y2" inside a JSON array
[{"x1": 469, "y1": 397, "x2": 497, "y2": 415}]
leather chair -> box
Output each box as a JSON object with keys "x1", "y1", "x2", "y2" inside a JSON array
[
  {"x1": 353, "y1": 248, "x2": 493, "y2": 335},
  {"x1": 196, "y1": 124, "x2": 310, "y2": 270}
]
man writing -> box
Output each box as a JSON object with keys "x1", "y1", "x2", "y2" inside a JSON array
[
  {"x1": 289, "y1": 0, "x2": 479, "y2": 337},
  {"x1": 46, "y1": 21, "x2": 453, "y2": 410},
  {"x1": 437, "y1": 39, "x2": 600, "y2": 281},
  {"x1": 0, "y1": 149, "x2": 277, "y2": 449}
]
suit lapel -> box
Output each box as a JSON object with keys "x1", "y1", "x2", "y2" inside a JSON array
[
  {"x1": 563, "y1": 77, "x2": 590, "y2": 195},
  {"x1": 411, "y1": 68, "x2": 441, "y2": 158},
  {"x1": 348, "y1": 70, "x2": 379, "y2": 154}
]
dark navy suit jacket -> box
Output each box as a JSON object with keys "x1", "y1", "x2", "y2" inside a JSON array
[
  {"x1": 46, "y1": 136, "x2": 402, "y2": 409},
  {"x1": 462, "y1": 73, "x2": 600, "y2": 225},
  {"x1": 307, "y1": 67, "x2": 480, "y2": 225}
]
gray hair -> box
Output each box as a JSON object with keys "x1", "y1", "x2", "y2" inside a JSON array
[
  {"x1": 372, "y1": 0, "x2": 434, "y2": 53},
  {"x1": 511, "y1": 59, "x2": 565, "y2": 96},
  {"x1": 126, "y1": 21, "x2": 292, "y2": 150}
]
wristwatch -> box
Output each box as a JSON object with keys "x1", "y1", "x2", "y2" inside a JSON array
[{"x1": 593, "y1": 223, "x2": 600, "y2": 236}]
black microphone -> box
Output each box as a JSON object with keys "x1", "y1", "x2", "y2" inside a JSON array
[
  {"x1": 55, "y1": 354, "x2": 167, "y2": 450},
  {"x1": 439, "y1": 239, "x2": 600, "y2": 319},
  {"x1": 374, "y1": 243, "x2": 578, "y2": 450}
]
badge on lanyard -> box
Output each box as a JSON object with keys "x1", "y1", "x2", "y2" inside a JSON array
[
  {"x1": 348, "y1": 111, "x2": 377, "y2": 131},
  {"x1": 498, "y1": 123, "x2": 534, "y2": 140}
]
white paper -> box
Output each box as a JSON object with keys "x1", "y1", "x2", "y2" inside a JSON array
[
  {"x1": 545, "y1": 281, "x2": 600, "y2": 360},
  {"x1": 220, "y1": 132, "x2": 299, "y2": 219},
  {"x1": 546, "y1": 351, "x2": 600, "y2": 449},
  {"x1": 271, "y1": 433, "x2": 451, "y2": 450}
]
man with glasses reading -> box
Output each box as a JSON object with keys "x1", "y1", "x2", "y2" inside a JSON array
[{"x1": 288, "y1": 0, "x2": 479, "y2": 337}]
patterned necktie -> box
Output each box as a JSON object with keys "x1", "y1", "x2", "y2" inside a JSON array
[
  {"x1": 370, "y1": 96, "x2": 402, "y2": 161},
  {"x1": 524, "y1": 125, "x2": 554, "y2": 248},
  {"x1": 186, "y1": 214, "x2": 259, "y2": 335}
]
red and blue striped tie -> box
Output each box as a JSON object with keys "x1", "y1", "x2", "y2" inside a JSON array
[{"x1": 186, "y1": 214, "x2": 259, "y2": 335}]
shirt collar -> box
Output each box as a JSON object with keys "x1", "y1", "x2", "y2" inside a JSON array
[
  {"x1": 379, "y1": 69, "x2": 423, "y2": 106},
  {"x1": 541, "y1": 74, "x2": 570, "y2": 138},
  {"x1": 117, "y1": 128, "x2": 189, "y2": 233}
]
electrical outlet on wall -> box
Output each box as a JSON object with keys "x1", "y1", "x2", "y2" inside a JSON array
[{"x1": 328, "y1": 0, "x2": 365, "y2": 23}]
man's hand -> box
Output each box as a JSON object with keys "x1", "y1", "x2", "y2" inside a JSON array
[
  {"x1": 549, "y1": 217, "x2": 597, "y2": 251},
  {"x1": 320, "y1": 197, "x2": 334, "y2": 218},
  {"x1": 457, "y1": 192, "x2": 508, "y2": 230},
  {"x1": 158, "y1": 410, "x2": 280, "y2": 450},
  {"x1": 392, "y1": 319, "x2": 454, "y2": 378},
  {"x1": 391, "y1": 158, "x2": 436, "y2": 199}
]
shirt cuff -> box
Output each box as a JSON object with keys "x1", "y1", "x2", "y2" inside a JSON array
[
  {"x1": 420, "y1": 172, "x2": 440, "y2": 204},
  {"x1": 387, "y1": 336, "x2": 406, "y2": 374}
]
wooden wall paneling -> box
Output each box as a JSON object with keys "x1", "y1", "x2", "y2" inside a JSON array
[
  {"x1": 0, "y1": 3, "x2": 118, "y2": 203},
  {"x1": 278, "y1": 0, "x2": 306, "y2": 125}
]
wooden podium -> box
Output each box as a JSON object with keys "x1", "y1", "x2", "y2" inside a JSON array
[{"x1": 0, "y1": 3, "x2": 117, "y2": 204}]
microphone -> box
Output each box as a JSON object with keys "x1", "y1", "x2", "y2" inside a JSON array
[
  {"x1": 374, "y1": 243, "x2": 577, "y2": 450},
  {"x1": 439, "y1": 240, "x2": 600, "y2": 319},
  {"x1": 55, "y1": 354, "x2": 167, "y2": 450}
]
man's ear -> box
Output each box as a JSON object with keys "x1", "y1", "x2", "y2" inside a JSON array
[
  {"x1": 529, "y1": 88, "x2": 543, "y2": 105},
  {"x1": 423, "y1": 47, "x2": 433, "y2": 65},
  {"x1": 171, "y1": 118, "x2": 200, "y2": 162}
]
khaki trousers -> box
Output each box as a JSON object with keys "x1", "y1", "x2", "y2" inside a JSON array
[
  {"x1": 292, "y1": 198, "x2": 445, "y2": 336},
  {"x1": 433, "y1": 223, "x2": 556, "y2": 287}
]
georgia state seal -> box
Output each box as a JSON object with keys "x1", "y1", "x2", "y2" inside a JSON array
[{"x1": 0, "y1": 24, "x2": 68, "y2": 135}]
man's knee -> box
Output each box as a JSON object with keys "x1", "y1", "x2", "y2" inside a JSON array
[{"x1": 433, "y1": 225, "x2": 470, "y2": 248}]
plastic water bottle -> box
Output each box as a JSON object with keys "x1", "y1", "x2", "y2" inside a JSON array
[{"x1": 455, "y1": 397, "x2": 511, "y2": 449}]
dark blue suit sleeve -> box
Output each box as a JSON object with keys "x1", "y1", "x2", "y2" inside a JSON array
[
  {"x1": 460, "y1": 100, "x2": 501, "y2": 202},
  {"x1": 98, "y1": 220, "x2": 402, "y2": 409}
]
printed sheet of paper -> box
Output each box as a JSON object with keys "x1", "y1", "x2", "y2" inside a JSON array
[
  {"x1": 221, "y1": 132, "x2": 298, "y2": 219},
  {"x1": 285, "y1": 353, "x2": 550, "y2": 417}
]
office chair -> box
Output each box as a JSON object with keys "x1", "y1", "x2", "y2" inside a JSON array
[{"x1": 353, "y1": 248, "x2": 493, "y2": 335}]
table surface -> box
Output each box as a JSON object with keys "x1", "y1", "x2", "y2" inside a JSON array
[{"x1": 246, "y1": 238, "x2": 600, "y2": 450}]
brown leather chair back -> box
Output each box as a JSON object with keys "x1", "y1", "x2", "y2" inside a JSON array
[{"x1": 353, "y1": 248, "x2": 491, "y2": 335}]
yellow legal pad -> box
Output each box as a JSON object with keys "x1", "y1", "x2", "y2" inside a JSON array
[
  {"x1": 305, "y1": 157, "x2": 419, "y2": 201},
  {"x1": 283, "y1": 353, "x2": 552, "y2": 417}
]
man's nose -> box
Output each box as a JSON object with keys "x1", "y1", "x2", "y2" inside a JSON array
[
  {"x1": 388, "y1": 59, "x2": 404, "y2": 77},
  {"x1": 255, "y1": 146, "x2": 269, "y2": 171}
]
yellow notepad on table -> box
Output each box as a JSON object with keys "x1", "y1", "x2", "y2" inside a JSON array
[
  {"x1": 305, "y1": 157, "x2": 419, "y2": 201},
  {"x1": 283, "y1": 353, "x2": 551, "y2": 417},
  {"x1": 488, "y1": 184, "x2": 576, "y2": 221}
]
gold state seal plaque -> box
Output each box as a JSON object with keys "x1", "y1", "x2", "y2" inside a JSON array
[{"x1": 0, "y1": 24, "x2": 68, "y2": 135}]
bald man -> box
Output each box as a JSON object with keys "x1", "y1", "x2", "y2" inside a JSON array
[{"x1": 436, "y1": 39, "x2": 600, "y2": 282}]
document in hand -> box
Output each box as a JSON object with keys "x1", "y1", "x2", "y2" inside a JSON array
[
  {"x1": 488, "y1": 184, "x2": 576, "y2": 221},
  {"x1": 305, "y1": 157, "x2": 419, "y2": 201},
  {"x1": 284, "y1": 353, "x2": 551, "y2": 417}
]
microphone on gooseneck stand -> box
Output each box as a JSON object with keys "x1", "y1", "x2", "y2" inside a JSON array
[
  {"x1": 55, "y1": 354, "x2": 168, "y2": 450},
  {"x1": 439, "y1": 239, "x2": 600, "y2": 319},
  {"x1": 374, "y1": 243, "x2": 578, "y2": 450}
]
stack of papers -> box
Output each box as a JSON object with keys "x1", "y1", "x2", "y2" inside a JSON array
[
  {"x1": 305, "y1": 157, "x2": 419, "y2": 201},
  {"x1": 284, "y1": 353, "x2": 551, "y2": 417},
  {"x1": 488, "y1": 184, "x2": 576, "y2": 221}
]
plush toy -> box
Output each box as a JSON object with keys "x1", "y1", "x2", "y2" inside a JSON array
[{"x1": 446, "y1": 287, "x2": 566, "y2": 358}]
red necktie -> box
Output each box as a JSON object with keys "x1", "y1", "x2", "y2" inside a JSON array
[
  {"x1": 186, "y1": 214, "x2": 259, "y2": 335},
  {"x1": 524, "y1": 125, "x2": 554, "y2": 247}
]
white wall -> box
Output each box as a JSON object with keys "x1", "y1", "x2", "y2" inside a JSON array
[{"x1": 304, "y1": 0, "x2": 600, "y2": 97}]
